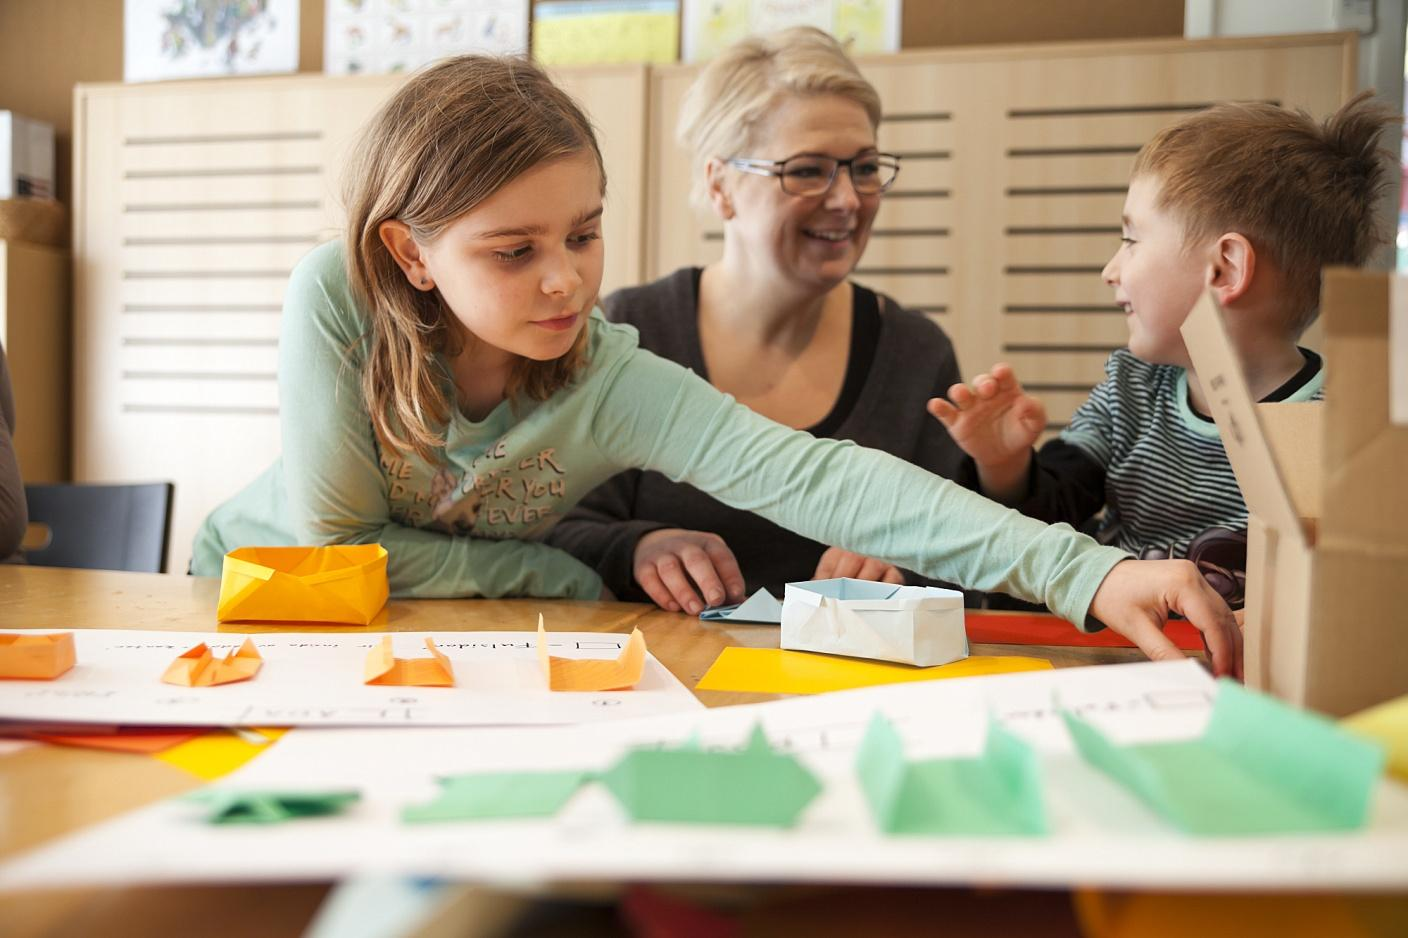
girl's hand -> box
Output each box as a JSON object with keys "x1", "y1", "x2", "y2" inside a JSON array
[
  {"x1": 813, "y1": 546, "x2": 904, "y2": 585},
  {"x1": 1088, "y1": 559, "x2": 1243, "y2": 679},
  {"x1": 633, "y1": 528, "x2": 746, "y2": 615},
  {"x1": 927, "y1": 363, "x2": 1046, "y2": 502}
]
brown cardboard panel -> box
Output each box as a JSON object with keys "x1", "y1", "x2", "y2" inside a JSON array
[
  {"x1": 1256, "y1": 402, "x2": 1323, "y2": 522},
  {"x1": 1320, "y1": 269, "x2": 1408, "y2": 548},
  {"x1": 902, "y1": 0, "x2": 1183, "y2": 50},
  {"x1": 1308, "y1": 547, "x2": 1408, "y2": 717}
]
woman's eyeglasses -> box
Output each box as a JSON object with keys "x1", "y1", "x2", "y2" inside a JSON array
[{"x1": 726, "y1": 153, "x2": 901, "y2": 197}]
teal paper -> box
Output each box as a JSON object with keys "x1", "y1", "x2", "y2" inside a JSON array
[
  {"x1": 185, "y1": 788, "x2": 361, "y2": 825},
  {"x1": 1064, "y1": 678, "x2": 1385, "y2": 836},
  {"x1": 599, "y1": 724, "x2": 820, "y2": 827},
  {"x1": 856, "y1": 713, "x2": 1047, "y2": 836},
  {"x1": 402, "y1": 772, "x2": 588, "y2": 823}
]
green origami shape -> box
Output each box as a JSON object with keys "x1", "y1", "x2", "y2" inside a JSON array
[
  {"x1": 598, "y1": 724, "x2": 821, "y2": 827},
  {"x1": 855, "y1": 713, "x2": 1047, "y2": 836},
  {"x1": 185, "y1": 788, "x2": 361, "y2": 825},
  {"x1": 402, "y1": 771, "x2": 590, "y2": 823},
  {"x1": 1063, "y1": 678, "x2": 1385, "y2": 836}
]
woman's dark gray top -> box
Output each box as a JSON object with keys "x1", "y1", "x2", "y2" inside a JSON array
[
  {"x1": 0, "y1": 341, "x2": 26, "y2": 561},
  {"x1": 546, "y1": 267, "x2": 976, "y2": 599}
]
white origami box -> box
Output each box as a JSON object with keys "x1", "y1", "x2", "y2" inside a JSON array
[{"x1": 780, "y1": 578, "x2": 968, "y2": 667}]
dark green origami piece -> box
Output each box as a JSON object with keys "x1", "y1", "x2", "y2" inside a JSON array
[{"x1": 185, "y1": 788, "x2": 362, "y2": 825}]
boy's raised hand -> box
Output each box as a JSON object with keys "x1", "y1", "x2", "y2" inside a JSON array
[
  {"x1": 1088, "y1": 559, "x2": 1243, "y2": 679},
  {"x1": 927, "y1": 363, "x2": 1047, "y2": 503}
]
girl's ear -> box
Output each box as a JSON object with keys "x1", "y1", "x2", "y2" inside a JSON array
[
  {"x1": 704, "y1": 158, "x2": 735, "y2": 221},
  {"x1": 1208, "y1": 232, "x2": 1255, "y2": 305},
  {"x1": 378, "y1": 220, "x2": 436, "y2": 291}
]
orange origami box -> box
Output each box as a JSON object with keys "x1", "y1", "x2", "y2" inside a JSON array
[
  {"x1": 162, "y1": 639, "x2": 263, "y2": 687},
  {"x1": 0, "y1": 632, "x2": 76, "y2": 680},
  {"x1": 217, "y1": 545, "x2": 389, "y2": 625},
  {"x1": 365, "y1": 636, "x2": 455, "y2": 687},
  {"x1": 537, "y1": 615, "x2": 645, "y2": 692}
]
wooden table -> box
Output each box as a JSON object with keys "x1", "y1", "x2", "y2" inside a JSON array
[{"x1": 0, "y1": 565, "x2": 1150, "y2": 938}]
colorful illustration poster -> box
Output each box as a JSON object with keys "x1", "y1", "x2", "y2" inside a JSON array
[
  {"x1": 324, "y1": 0, "x2": 529, "y2": 76},
  {"x1": 533, "y1": 1, "x2": 679, "y2": 66},
  {"x1": 682, "y1": 0, "x2": 899, "y2": 63},
  {"x1": 124, "y1": 0, "x2": 301, "y2": 83}
]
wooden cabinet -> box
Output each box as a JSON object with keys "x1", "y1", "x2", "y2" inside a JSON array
[{"x1": 0, "y1": 239, "x2": 68, "y2": 483}]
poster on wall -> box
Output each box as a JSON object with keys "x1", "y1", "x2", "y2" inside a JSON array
[
  {"x1": 324, "y1": 0, "x2": 529, "y2": 76},
  {"x1": 124, "y1": 0, "x2": 301, "y2": 83},
  {"x1": 681, "y1": 0, "x2": 900, "y2": 63},
  {"x1": 533, "y1": 0, "x2": 679, "y2": 66}
]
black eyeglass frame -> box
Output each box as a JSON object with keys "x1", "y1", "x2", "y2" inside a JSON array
[{"x1": 725, "y1": 152, "x2": 902, "y2": 196}]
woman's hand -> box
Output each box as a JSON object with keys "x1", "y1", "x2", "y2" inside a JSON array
[
  {"x1": 1088, "y1": 559, "x2": 1243, "y2": 679},
  {"x1": 633, "y1": 528, "x2": 746, "y2": 614},
  {"x1": 813, "y1": 546, "x2": 904, "y2": 585}
]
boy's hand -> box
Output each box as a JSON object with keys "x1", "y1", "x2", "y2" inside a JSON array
[
  {"x1": 813, "y1": 546, "x2": 904, "y2": 585},
  {"x1": 633, "y1": 528, "x2": 746, "y2": 615},
  {"x1": 927, "y1": 363, "x2": 1046, "y2": 502},
  {"x1": 1088, "y1": 559, "x2": 1243, "y2": 679}
]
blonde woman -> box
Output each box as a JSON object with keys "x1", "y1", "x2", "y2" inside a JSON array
[
  {"x1": 549, "y1": 28, "x2": 973, "y2": 614},
  {"x1": 190, "y1": 54, "x2": 1241, "y2": 674}
]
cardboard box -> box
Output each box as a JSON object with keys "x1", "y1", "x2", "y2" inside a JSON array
[
  {"x1": 1181, "y1": 271, "x2": 1408, "y2": 716},
  {"x1": 901, "y1": 0, "x2": 1183, "y2": 50},
  {"x1": 780, "y1": 578, "x2": 967, "y2": 667},
  {"x1": 0, "y1": 112, "x2": 54, "y2": 200}
]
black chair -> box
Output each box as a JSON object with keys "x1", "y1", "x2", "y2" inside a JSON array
[{"x1": 23, "y1": 482, "x2": 175, "y2": 573}]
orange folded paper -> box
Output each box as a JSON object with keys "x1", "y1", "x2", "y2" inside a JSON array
[
  {"x1": 0, "y1": 632, "x2": 76, "y2": 680},
  {"x1": 162, "y1": 639, "x2": 263, "y2": 687},
  {"x1": 364, "y1": 636, "x2": 455, "y2": 687},
  {"x1": 217, "y1": 545, "x2": 389, "y2": 625},
  {"x1": 537, "y1": 615, "x2": 646, "y2": 692}
]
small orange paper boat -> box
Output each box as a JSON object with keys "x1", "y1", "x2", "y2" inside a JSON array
[
  {"x1": 537, "y1": 615, "x2": 645, "y2": 692},
  {"x1": 364, "y1": 636, "x2": 455, "y2": 687},
  {"x1": 0, "y1": 632, "x2": 76, "y2": 680},
  {"x1": 217, "y1": 545, "x2": 389, "y2": 625},
  {"x1": 162, "y1": 639, "x2": 263, "y2": 687}
]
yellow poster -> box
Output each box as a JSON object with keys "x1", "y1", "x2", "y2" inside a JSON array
[{"x1": 534, "y1": 1, "x2": 680, "y2": 66}]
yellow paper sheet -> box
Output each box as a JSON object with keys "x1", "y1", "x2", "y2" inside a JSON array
[
  {"x1": 1343, "y1": 694, "x2": 1408, "y2": 782},
  {"x1": 537, "y1": 615, "x2": 646, "y2": 691},
  {"x1": 155, "y1": 727, "x2": 287, "y2": 781},
  {"x1": 695, "y1": 646, "x2": 1053, "y2": 695},
  {"x1": 161, "y1": 638, "x2": 263, "y2": 687},
  {"x1": 364, "y1": 636, "x2": 455, "y2": 687},
  {"x1": 532, "y1": 6, "x2": 677, "y2": 66},
  {"x1": 0, "y1": 632, "x2": 76, "y2": 680}
]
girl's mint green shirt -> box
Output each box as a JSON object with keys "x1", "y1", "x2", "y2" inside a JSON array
[{"x1": 192, "y1": 241, "x2": 1127, "y2": 624}]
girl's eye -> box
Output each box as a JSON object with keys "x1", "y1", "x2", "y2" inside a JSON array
[
  {"x1": 1120, "y1": 237, "x2": 1136, "y2": 247},
  {"x1": 570, "y1": 231, "x2": 600, "y2": 247},
  {"x1": 494, "y1": 245, "x2": 532, "y2": 262}
]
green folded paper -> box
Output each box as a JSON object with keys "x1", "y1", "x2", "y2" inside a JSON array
[
  {"x1": 856, "y1": 713, "x2": 1047, "y2": 836},
  {"x1": 1063, "y1": 679, "x2": 1385, "y2": 836},
  {"x1": 599, "y1": 725, "x2": 821, "y2": 827},
  {"x1": 185, "y1": 788, "x2": 361, "y2": 825},
  {"x1": 403, "y1": 771, "x2": 589, "y2": 823}
]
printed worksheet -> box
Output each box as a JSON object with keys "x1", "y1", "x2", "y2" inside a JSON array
[{"x1": 0, "y1": 629, "x2": 699, "y2": 727}]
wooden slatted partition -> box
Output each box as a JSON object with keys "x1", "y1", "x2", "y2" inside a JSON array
[
  {"x1": 75, "y1": 67, "x2": 648, "y2": 573},
  {"x1": 646, "y1": 33, "x2": 1353, "y2": 438}
]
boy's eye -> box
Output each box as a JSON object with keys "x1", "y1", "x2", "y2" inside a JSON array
[
  {"x1": 570, "y1": 230, "x2": 600, "y2": 247},
  {"x1": 1120, "y1": 237, "x2": 1136, "y2": 246}
]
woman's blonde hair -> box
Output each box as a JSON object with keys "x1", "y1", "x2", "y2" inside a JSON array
[
  {"x1": 676, "y1": 26, "x2": 882, "y2": 213},
  {"x1": 343, "y1": 55, "x2": 605, "y2": 461}
]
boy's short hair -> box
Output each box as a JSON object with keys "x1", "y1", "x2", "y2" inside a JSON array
[{"x1": 1132, "y1": 92, "x2": 1395, "y2": 334}]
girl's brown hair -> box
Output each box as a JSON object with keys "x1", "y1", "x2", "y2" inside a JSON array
[{"x1": 343, "y1": 55, "x2": 605, "y2": 461}]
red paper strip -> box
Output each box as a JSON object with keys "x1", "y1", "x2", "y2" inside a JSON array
[{"x1": 965, "y1": 613, "x2": 1204, "y2": 651}]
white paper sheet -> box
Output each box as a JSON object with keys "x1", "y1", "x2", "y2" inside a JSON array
[
  {"x1": 324, "y1": 0, "x2": 528, "y2": 76},
  {"x1": 6, "y1": 660, "x2": 1407, "y2": 892},
  {"x1": 0, "y1": 630, "x2": 699, "y2": 728}
]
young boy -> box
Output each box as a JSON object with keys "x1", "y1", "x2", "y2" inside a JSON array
[{"x1": 928, "y1": 94, "x2": 1392, "y2": 607}]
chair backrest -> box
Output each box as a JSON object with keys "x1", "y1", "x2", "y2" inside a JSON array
[{"x1": 23, "y1": 482, "x2": 174, "y2": 573}]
